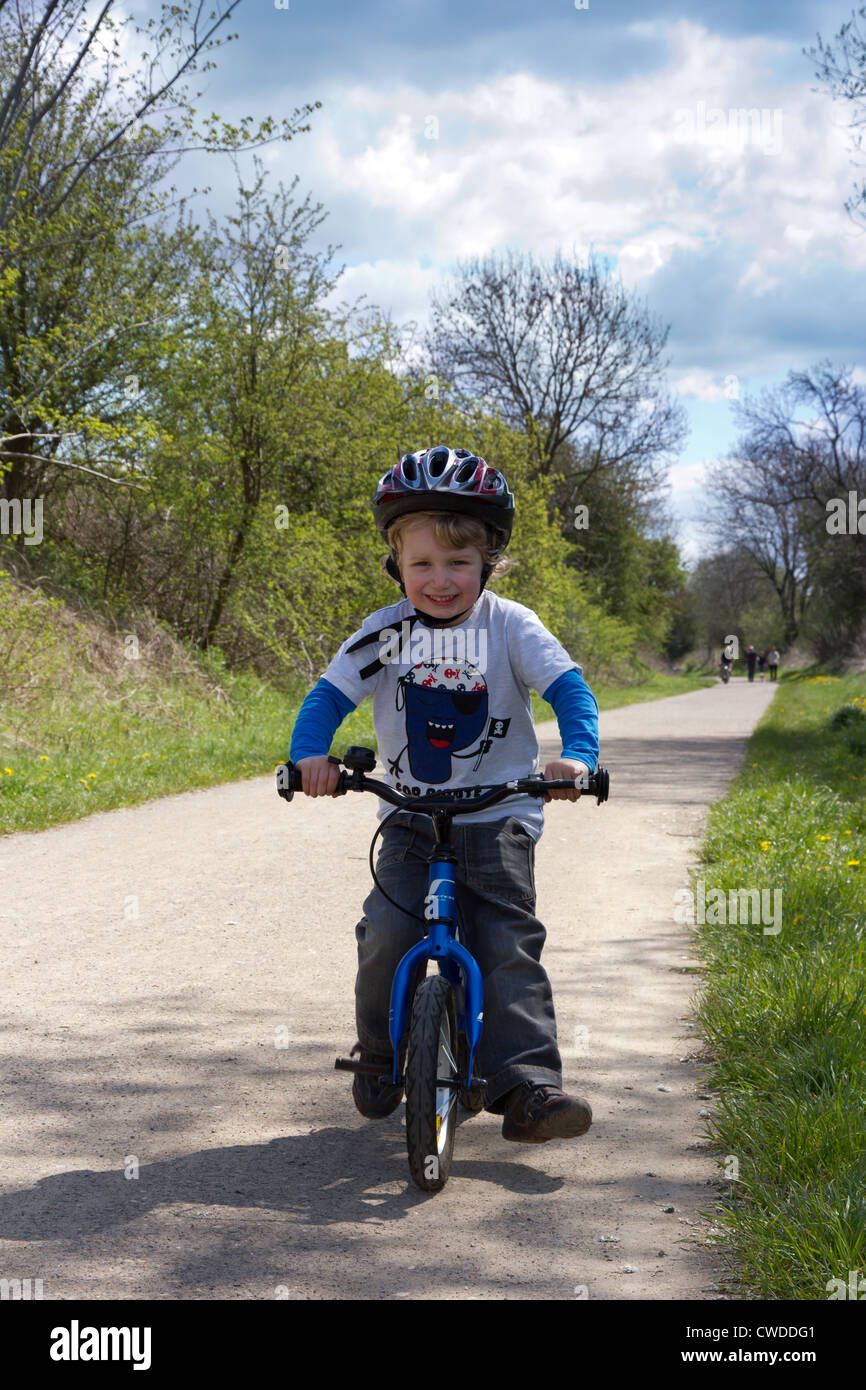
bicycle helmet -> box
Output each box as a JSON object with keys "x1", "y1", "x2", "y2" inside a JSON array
[{"x1": 372, "y1": 447, "x2": 515, "y2": 604}]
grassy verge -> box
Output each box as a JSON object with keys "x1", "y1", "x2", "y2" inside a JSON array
[
  {"x1": 1, "y1": 648, "x2": 714, "y2": 834},
  {"x1": 0, "y1": 564, "x2": 712, "y2": 834},
  {"x1": 690, "y1": 672, "x2": 866, "y2": 1300},
  {"x1": 535, "y1": 666, "x2": 714, "y2": 719}
]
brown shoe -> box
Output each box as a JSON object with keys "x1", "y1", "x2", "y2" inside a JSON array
[{"x1": 501, "y1": 1083, "x2": 592, "y2": 1143}]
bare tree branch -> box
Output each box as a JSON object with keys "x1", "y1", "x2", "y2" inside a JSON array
[
  {"x1": 808, "y1": 5, "x2": 866, "y2": 225},
  {"x1": 0, "y1": 446, "x2": 148, "y2": 486},
  {"x1": 421, "y1": 247, "x2": 686, "y2": 492}
]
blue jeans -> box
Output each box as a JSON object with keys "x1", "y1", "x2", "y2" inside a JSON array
[{"x1": 354, "y1": 811, "x2": 562, "y2": 1112}]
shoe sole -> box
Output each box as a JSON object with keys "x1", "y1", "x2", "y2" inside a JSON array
[{"x1": 352, "y1": 1079, "x2": 404, "y2": 1119}]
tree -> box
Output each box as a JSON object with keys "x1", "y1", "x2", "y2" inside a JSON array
[
  {"x1": 708, "y1": 461, "x2": 811, "y2": 650},
  {"x1": 685, "y1": 548, "x2": 780, "y2": 659},
  {"x1": 421, "y1": 247, "x2": 687, "y2": 494},
  {"x1": 134, "y1": 154, "x2": 343, "y2": 648},
  {"x1": 0, "y1": 0, "x2": 311, "y2": 247},
  {"x1": 708, "y1": 363, "x2": 866, "y2": 654},
  {"x1": 0, "y1": 0, "x2": 319, "y2": 509},
  {"x1": 809, "y1": 6, "x2": 866, "y2": 225}
]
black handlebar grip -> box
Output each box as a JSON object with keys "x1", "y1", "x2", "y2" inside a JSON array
[
  {"x1": 276, "y1": 761, "x2": 303, "y2": 801},
  {"x1": 277, "y1": 756, "x2": 343, "y2": 801}
]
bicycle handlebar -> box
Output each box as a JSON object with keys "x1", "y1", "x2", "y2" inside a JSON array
[{"x1": 276, "y1": 746, "x2": 610, "y2": 810}]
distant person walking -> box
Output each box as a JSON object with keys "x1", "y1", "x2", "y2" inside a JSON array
[
  {"x1": 758, "y1": 651, "x2": 767, "y2": 681},
  {"x1": 746, "y1": 645, "x2": 757, "y2": 682},
  {"x1": 767, "y1": 647, "x2": 780, "y2": 681}
]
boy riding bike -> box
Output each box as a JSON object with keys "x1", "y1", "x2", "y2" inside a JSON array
[{"x1": 289, "y1": 446, "x2": 600, "y2": 1143}]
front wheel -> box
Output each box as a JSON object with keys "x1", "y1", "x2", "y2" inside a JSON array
[{"x1": 405, "y1": 975, "x2": 458, "y2": 1192}]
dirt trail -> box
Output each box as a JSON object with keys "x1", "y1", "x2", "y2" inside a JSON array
[{"x1": 0, "y1": 680, "x2": 776, "y2": 1300}]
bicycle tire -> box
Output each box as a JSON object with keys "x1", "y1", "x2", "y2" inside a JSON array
[{"x1": 405, "y1": 974, "x2": 458, "y2": 1192}]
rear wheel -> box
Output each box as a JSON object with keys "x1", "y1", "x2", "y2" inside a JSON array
[{"x1": 405, "y1": 975, "x2": 458, "y2": 1192}]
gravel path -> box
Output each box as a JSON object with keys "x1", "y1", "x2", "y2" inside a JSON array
[{"x1": 0, "y1": 679, "x2": 777, "y2": 1300}]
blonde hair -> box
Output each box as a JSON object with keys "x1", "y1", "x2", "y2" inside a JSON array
[{"x1": 385, "y1": 510, "x2": 513, "y2": 583}]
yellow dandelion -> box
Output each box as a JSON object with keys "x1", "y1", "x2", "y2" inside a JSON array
[
  {"x1": 759, "y1": 840, "x2": 772, "y2": 850},
  {"x1": 818, "y1": 835, "x2": 831, "y2": 841},
  {"x1": 847, "y1": 860, "x2": 860, "y2": 867},
  {"x1": 4, "y1": 767, "x2": 12, "y2": 775},
  {"x1": 40, "y1": 755, "x2": 49, "y2": 761}
]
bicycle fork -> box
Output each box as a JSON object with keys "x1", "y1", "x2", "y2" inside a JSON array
[{"x1": 387, "y1": 846, "x2": 485, "y2": 1091}]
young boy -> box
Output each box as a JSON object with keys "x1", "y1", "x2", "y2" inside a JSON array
[{"x1": 290, "y1": 446, "x2": 599, "y2": 1143}]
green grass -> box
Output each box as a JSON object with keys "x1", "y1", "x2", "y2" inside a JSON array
[
  {"x1": 1, "y1": 655, "x2": 713, "y2": 835},
  {"x1": 0, "y1": 664, "x2": 301, "y2": 834},
  {"x1": 688, "y1": 671, "x2": 866, "y2": 1300}
]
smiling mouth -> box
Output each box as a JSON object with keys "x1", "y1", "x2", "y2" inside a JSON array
[
  {"x1": 424, "y1": 594, "x2": 459, "y2": 604},
  {"x1": 426, "y1": 719, "x2": 456, "y2": 748}
]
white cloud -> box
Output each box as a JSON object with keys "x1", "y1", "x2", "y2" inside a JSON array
[
  {"x1": 284, "y1": 16, "x2": 866, "y2": 301},
  {"x1": 667, "y1": 460, "x2": 710, "y2": 493},
  {"x1": 324, "y1": 259, "x2": 441, "y2": 327},
  {"x1": 674, "y1": 371, "x2": 743, "y2": 402}
]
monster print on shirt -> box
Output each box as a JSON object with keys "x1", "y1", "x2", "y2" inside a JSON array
[
  {"x1": 320, "y1": 589, "x2": 590, "y2": 835},
  {"x1": 388, "y1": 659, "x2": 508, "y2": 783}
]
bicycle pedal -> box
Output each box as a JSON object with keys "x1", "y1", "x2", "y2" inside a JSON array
[
  {"x1": 335, "y1": 1057, "x2": 405, "y2": 1086},
  {"x1": 334, "y1": 1056, "x2": 388, "y2": 1077}
]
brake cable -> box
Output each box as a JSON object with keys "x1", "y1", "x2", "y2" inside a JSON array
[{"x1": 367, "y1": 807, "x2": 429, "y2": 925}]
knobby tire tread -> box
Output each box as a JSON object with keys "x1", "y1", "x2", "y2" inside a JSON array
[{"x1": 405, "y1": 975, "x2": 457, "y2": 1193}]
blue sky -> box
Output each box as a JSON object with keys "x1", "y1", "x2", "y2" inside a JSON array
[{"x1": 123, "y1": 0, "x2": 866, "y2": 560}]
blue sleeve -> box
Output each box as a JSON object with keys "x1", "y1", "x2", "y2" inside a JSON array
[
  {"x1": 541, "y1": 668, "x2": 599, "y2": 770},
  {"x1": 289, "y1": 677, "x2": 357, "y2": 762}
]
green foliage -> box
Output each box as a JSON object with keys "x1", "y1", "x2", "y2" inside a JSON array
[
  {"x1": 225, "y1": 505, "x2": 386, "y2": 683},
  {"x1": 0, "y1": 568, "x2": 86, "y2": 707},
  {"x1": 692, "y1": 674, "x2": 866, "y2": 1298},
  {"x1": 0, "y1": 556, "x2": 710, "y2": 836},
  {"x1": 492, "y1": 471, "x2": 638, "y2": 680},
  {"x1": 685, "y1": 548, "x2": 785, "y2": 658},
  {"x1": 558, "y1": 467, "x2": 687, "y2": 652}
]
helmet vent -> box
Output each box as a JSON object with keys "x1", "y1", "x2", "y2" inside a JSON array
[
  {"x1": 427, "y1": 447, "x2": 449, "y2": 476},
  {"x1": 455, "y1": 460, "x2": 477, "y2": 483},
  {"x1": 402, "y1": 455, "x2": 417, "y2": 481}
]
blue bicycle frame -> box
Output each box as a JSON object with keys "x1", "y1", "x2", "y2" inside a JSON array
[
  {"x1": 387, "y1": 851, "x2": 484, "y2": 1088},
  {"x1": 277, "y1": 748, "x2": 609, "y2": 1098}
]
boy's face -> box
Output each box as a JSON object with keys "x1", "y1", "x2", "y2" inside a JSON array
[{"x1": 397, "y1": 519, "x2": 484, "y2": 622}]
